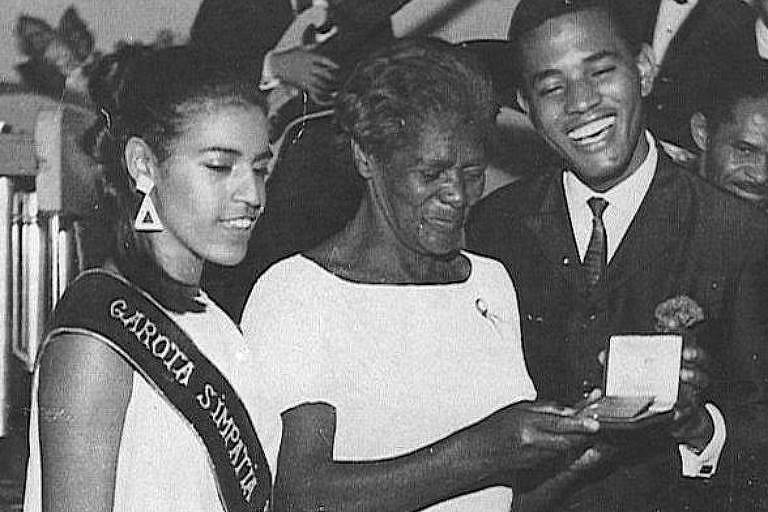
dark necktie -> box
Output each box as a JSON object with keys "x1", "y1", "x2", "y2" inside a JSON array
[{"x1": 583, "y1": 197, "x2": 609, "y2": 288}]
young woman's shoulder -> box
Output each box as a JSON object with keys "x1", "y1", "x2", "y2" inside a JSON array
[
  {"x1": 35, "y1": 331, "x2": 134, "y2": 512},
  {"x1": 40, "y1": 266, "x2": 132, "y2": 398},
  {"x1": 38, "y1": 331, "x2": 133, "y2": 411}
]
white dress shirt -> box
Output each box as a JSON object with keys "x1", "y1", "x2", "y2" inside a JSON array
[
  {"x1": 564, "y1": 132, "x2": 658, "y2": 264},
  {"x1": 562, "y1": 131, "x2": 727, "y2": 478}
]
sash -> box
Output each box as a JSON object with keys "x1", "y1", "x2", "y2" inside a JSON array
[{"x1": 43, "y1": 269, "x2": 272, "y2": 512}]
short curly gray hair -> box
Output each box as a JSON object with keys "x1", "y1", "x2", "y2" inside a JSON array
[{"x1": 335, "y1": 37, "x2": 497, "y2": 163}]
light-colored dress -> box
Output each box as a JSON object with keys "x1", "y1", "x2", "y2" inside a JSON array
[
  {"x1": 241, "y1": 251, "x2": 537, "y2": 512},
  {"x1": 24, "y1": 291, "x2": 260, "y2": 512}
]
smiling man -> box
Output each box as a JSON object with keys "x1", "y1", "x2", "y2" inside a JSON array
[{"x1": 467, "y1": 0, "x2": 768, "y2": 510}]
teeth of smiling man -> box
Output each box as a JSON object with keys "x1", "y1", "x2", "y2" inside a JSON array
[
  {"x1": 223, "y1": 218, "x2": 254, "y2": 229},
  {"x1": 567, "y1": 116, "x2": 616, "y2": 143}
]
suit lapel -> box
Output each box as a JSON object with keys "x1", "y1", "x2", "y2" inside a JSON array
[
  {"x1": 522, "y1": 173, "x2": 587, "y2": 293},
  {"x1": 639, "y1": 0, "x2": 663, "y2": 42},
  {"x1": 602, "y1": 153, "x2": 692, "y2": 293},
  {"x1": 520, "y1": 153, "x2": 693, "y2": 296}
]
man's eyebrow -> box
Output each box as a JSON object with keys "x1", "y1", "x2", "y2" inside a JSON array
[
  {"x1": 529, "y1": 50, "x2": 621, "y2": 85},
  {"x1": 584, "y1": 50, "x2": 621, "y2": 64},
  {"x1": 531, "y1": 69, "x2": 562, "y2": 85},
  {"x1": 199, "y1": 146, "x2": 241, "y2": 156}
]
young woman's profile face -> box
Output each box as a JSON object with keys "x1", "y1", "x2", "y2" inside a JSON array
[{"x1": 152, "y1": 103, "x2": 270, "y2": 270}]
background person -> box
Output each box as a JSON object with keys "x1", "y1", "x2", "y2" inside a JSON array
[
  {"x1": 189, "y1": 0, "x2": 411, "y2": 109},
  {"x1": 690, "y1": 69, "x2": 768, "y2": 211}
]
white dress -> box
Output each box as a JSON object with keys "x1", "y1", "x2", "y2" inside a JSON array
[
  {"x1": 241, "y1": 251, "x2": 537, "y2": 512},
  {"x1": 24, "y1": 291, "x2": 261, "y2": 512}
]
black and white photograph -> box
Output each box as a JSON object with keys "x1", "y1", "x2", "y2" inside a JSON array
[{"x1": 0, "y1": 0, "x2": 767, "y2": 510}]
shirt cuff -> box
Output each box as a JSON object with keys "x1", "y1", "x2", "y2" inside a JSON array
[
  {"x1": 678, "y1": 403, "x2": 726, "y2": 478},
  {"x1": 259, "y1": 51, "x2": 281, "y2": 92},
  {"x1": 756, "y1": 18, "x2": 768, "y2": 60}
]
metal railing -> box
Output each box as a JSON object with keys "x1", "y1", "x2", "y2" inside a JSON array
[{"x1": 0, "y1": 102, "x2": 96, "y2": 437}]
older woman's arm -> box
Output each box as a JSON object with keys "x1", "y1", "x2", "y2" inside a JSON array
[{"x1": 272, "y1": 401, "x2": 599, "y2": 512}]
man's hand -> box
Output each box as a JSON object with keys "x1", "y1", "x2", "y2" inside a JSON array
[
  {"x1": 671, "y1": 341, "x2": 714, "y2": 451},
  {"x1": 596, "y1": 341, "x2": 715, "y2": 450},
  {"x1": 268, "y1": 47, "x2": 339, "y2": 102}
]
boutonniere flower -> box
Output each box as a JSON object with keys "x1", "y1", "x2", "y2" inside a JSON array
[{"x1": 654, "y1": 295, "x2": 705, "y2": 333}]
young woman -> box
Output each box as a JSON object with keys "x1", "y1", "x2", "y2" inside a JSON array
[{"x1": 24, "y1": 45, "x2": 273, "y2": 512}]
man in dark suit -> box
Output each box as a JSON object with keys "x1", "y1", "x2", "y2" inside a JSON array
[
  {"x1": 467, "y1": 1, "x2": 768, "y2": 510},
  {"x1": 619, "y1": 0, "x2": 761, "y2": 153}
]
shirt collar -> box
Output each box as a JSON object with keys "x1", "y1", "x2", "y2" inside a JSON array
[{"x1": 564, "y1": 131, "x2": 658, "y2": 216}]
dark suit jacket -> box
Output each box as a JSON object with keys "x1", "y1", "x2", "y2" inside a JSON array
[
  {"x1": 467, "y1": 151, "x2": 768, "y2": 511},
  {"x1": 619, "y1": 0, "x2": 761, "y2": 150}
]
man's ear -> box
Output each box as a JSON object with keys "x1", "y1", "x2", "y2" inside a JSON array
[
  {"x1": 635, "y1": 43, "x2": 657, "y2": 98},
  {"x1": 351, "y1": 139, "x2": 376, "y2": 179},
  {"x1": 690, "y1": 112, "x2": 709, "y2": 153},
  {"x1": 125, "y1": 137, "x2": 159, "y2": 186},
  {"x1": 516, "y1": 89, "x2": 530, "y2": 115}
]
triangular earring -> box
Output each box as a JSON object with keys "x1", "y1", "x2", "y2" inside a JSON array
[
  {"x1": 134, "y1": 174, "x2": 164, "y2": 232},
  {"x1": 135, "y1": 195, "x2": 163, "y2": 231}
]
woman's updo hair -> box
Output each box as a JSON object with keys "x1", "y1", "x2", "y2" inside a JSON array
[
  {"x1": 83, "y1": 44, "x2": 267, "y2": 312},
  {"x1": 335, "y1": 37, "x2": 497, "y2": 164}
]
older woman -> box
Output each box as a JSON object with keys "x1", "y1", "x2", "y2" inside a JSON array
[{"x1": 241, "y1": 38, "x2": 599, "y2": 512}]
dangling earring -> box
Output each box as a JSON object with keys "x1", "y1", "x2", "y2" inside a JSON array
[{"x1": 134, "y1": 173, "x2": 164, "y2": 232}]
